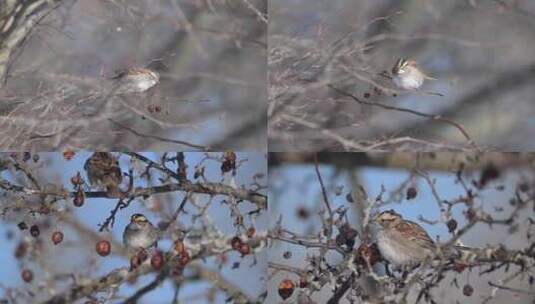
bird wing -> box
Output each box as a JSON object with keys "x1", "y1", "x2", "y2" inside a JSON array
[{"x1": 395, "y1": 220, "x2": 436, "y2": 250}]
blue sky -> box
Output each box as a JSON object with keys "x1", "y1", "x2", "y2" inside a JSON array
[{"x1": 270, "y1": 162, "x2": 517, "y2": 242}]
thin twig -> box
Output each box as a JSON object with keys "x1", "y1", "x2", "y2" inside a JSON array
[
  {"x1": 240, "y1": 0, "x2": 267, "y2": 23},
  {"x1": 314, "y1": 153, "x2": 333, "y2": 217},
  {"x1": 488, "y1": 281, "x2": 535, "y2": 295},
  {"x1": 109, "y1": 119, "x2": 209, "y2": 151},
  {"x1": 98, "y1": 198, "x2": 134, "y2": 232},
  {"x1": 121, "y1": 270, "x2": 169, "y2": 304},
  {"x1": 327, "y1": 85, "x2": 478, "y2": 149}
]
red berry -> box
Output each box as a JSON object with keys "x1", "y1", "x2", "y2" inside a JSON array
[
  {"x1": 355, "y1": 243, "x2": 381, "y2": 266},
  {"x1": 96, "y1": 240, "x2": 111, "y2": 257},
  {"x1": 21, "y1": 269, "x2": 33, "y2": 283},
  {"x1": 73, "y1": 189, "x2": 84, "y2": 207},
  {"x1": 51, "y1": 231, "x2": 64, "y2": 245},
  {"x1": 453, "y1": 262, "x2": 467, "y2": 273},
  {"x1": 447, "y1": 219, "x2": 458, "y2": 233},
  {"x1": 14, "y1": 242, "x2": 28, "y2": 259},
  {"x1": 296, "y1": 207, "x2": 310, "y2": 219},
  {"x1": 406, "y1": 187, "x2": 417, "y2": 200},
  {"x1": 151, "y1": 251, "x2": 164, "y2": 269},
  {"x1": 246, "y1": 227, "x2": 256, "y2": 238},
  {"x1": 299, "y1": 276, "x2": 308, "y2": 288},
  {"x1": 463, "y1": 284, "x2": 474, "y2": 296},
  {"x1": 30, "y1": 225, "x2": 40, "y2": 238},
  {"x1": 278, "y1": 279, "x2": 295, "y2": 300},
  {"x1": 221, "y1": 151, "x2": 236, "y2": 173},
  {"x1": 178, "y1": 251, "x2": 191, "y2": 267},
  {"x1": 231, "y1": 236, "x2": 242, "y2": 250},
  {"x1": 70, "y1": 172, "x2": 83, "y2": 186},
  {"x1": 63, "y1": 150, "x2": 75, "y2": 160},
  {"x1": 238, "y1": 244, "x2": 251, "y2": 256}
]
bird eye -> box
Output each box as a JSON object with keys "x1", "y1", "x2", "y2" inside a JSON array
[{"x1": 132, "y1": 214, "x2": 145, "y2": 222}]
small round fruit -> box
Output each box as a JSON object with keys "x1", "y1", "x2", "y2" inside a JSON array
[
  {"x1": 151, "y1": 251, "x2": 164, "y2": 270},
  {"x1": 96, "y1": 240, "x2": 111, "y2": 257},
  {"x1": 463, "y1": 284, "x2": 474, "y2": 296},
  {"x1": 246, "y1": 227, "x2": 256, "y2": 238},
  {"x1": 406, "y1": 187, "x2": 417, "y2": 200},
  {"x1": 14, "y1": 242, "x2": 28, "y2": 259},
  {"x1": 238, "y1": 244, "x2": 251, "y2": 256},
  {"x1": 21, "y1": 269, "x2": 33, "y2": 283},
  {"x1": 73, "y1": 189, "x2": 84, "y2": 207},
  {"x1": 63, "y1": 150, "x2": 75, "y2": 160},
  {"x1": 70, "y1": 173, "x2": 83, "y2": 186},
  {"x1": 178, "y1": 251, "x2": 191, "y2": 267},
  {"x1": 447, "y1": 219, "x2": 458, "y2": 233},
  {"x1": 30, "y1": 225, "x2": 40, "y2": 238},
  {"x1": 51, "y1": 231, "x2": 64, "y2": 245},
  {"x1": 230, "y1": 236, "x2": 242, "y2": 250},
  {"x1": 278, "y1": 279, "x2": 295, "y2": 300}
]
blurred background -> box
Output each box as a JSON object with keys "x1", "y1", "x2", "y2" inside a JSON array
[
  {"x1": 268, "y1": 152, "x2": 535, "y2": 303},
  {"x1": 0, "y1": 0, "x2": 267, "y2": 150},
  {"x1": 268, "y1": 0, "x2": 535, "y2": 151},
  {"x1": 0, "y1": 152, "x2": 267, "y2": 303}
]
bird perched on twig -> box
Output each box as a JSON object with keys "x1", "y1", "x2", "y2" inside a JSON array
[
  {"x1": 110, "y1": 67, "x2": 160, "y2": 95},
  {"x1": 374, "y1": 210, "x2": 475, "y2": 267},
  {"x1": 391, "y1": 58, "x2": 436, "y2": 91},
  {"x1": 123, "y1": 213, "x2": 159, "y2": 253},
  {"x1": 84, "y1": 152, "x2": 123, "y2": 197}
]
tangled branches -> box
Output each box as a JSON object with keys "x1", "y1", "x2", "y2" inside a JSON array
[
  {"x1": 268, "y1": 153, "x2": 535, "y2": 303},
  {"x1": 0, "y1": 151, "x2": 267, "y2": 303}
]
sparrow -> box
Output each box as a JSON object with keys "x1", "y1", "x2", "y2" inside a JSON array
[
  {"x1": 123, "y1": 213, "x2": 159, "y2": 252},
  {"x1": 391, "y1": 58, "x2": 435, "y2": 91},
  {"x1": 374, "y1": 210, "x2": 472, "y2": 267},
  {"x1": 111, "y1": 68, "x2": 160, "y2": 94},
  {"x1": 84, "y1": 152, "x2": 123, "y2": 197}
]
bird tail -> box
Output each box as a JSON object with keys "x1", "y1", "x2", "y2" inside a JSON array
[{"x1": 106, "y1": 185, "x2": 123, "y2": 198}]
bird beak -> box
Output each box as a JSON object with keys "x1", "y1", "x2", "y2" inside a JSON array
[{"x1": 372, "y1": 212, "x2": 380, "y2": 224}]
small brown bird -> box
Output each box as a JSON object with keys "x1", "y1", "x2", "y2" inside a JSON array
[
  {"x1": 375, "y1": 210, "x2": 475, "y2": 267},
  {"x1": 111, "y1": 68, "x2": 160, "y2": 94},
  {"x1": 84, "y1": 152, "x2": 123, "y2": 197},
  {"x1": 375, "y1": 210, "x2": 436, "y2": 266}
]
